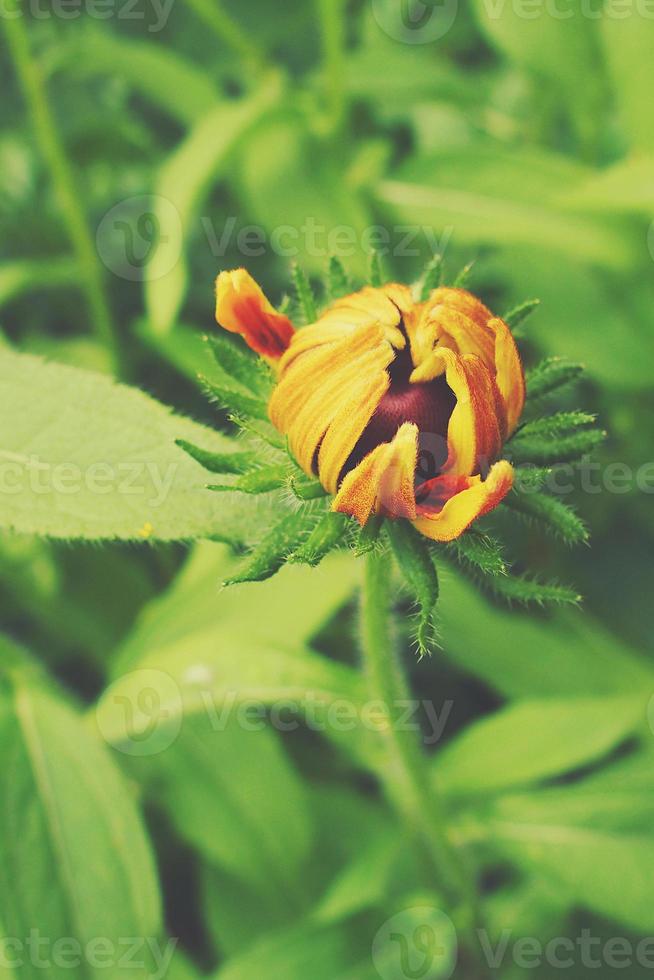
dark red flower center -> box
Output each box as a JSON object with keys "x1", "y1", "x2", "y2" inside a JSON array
[{"x1": 340, "y1": 347, "x2": 456, "y2": 484}]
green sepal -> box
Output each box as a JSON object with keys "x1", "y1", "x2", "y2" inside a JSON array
[
  {"x1": 418, "y1": 253, "x2": 443, "y2": 300},
  {"x1": 224, "y1": 509, "x2": 319, "y2": 584},
  {"x1": 289, "y1": 511, "x2": 349, "y2": 566},
  {"x1": 289, "y1": 476, "x2": 328, "y2": 500},
  {"x1": 526, "y1": 357, "x2": 584, "y2": 401},
  {"x1": 367, "y1": 249, "x2": 385, "y2": 288},
  {"x1": 175, "y1": 439, "x2": 258, "y2": 474},
  {"x1": 231, "y1": 415, "x2": 286, "y2": 450},
  {"x1": 503, "y1": 298, "x2": 540, "y2": 334},
  {"x1": 508, "y1": 427, "x2": 606, "y2": 464},
  {"x1": 444, "y1": 530, "x2": 508, "y2": 577},
  {"x1": 386, "y1": 521, "x2": 439, "y2": 656},
  {"x1": 199, "y1": 373, "x2": 268, "y2": 421},
  {"x1": 512, "y1": 411, "x2": 597, "y2": 441},
  {"x1": 327, "y1": 256, "x2": 349, "y2": 299},
  {"x1": 503, "y1": 490, "x2": 588, "y2": 546},
  {"x1": 480, "y1": 571, "x2": 581, "y2": 606},
  {"x1": 208, "y1": 464, "x2": 290, "y2": 495},
  {"x1": 205, "y1": 333, "x2": 272, "y2": 395},
  {"x1": 512, "y1": 465, "x2": 553, "y2": 493},
  {"x1": 353, "y1": 515, "x2": 384, "y2": 555},
  {"x1": 452, "y1": 260, "x2": 474, "y2": 288},
  {"x1": 291, "y1": 262, "x2": 317, "y2": 324}
]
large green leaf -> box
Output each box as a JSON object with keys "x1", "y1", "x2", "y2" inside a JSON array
[
  {"x1": 437, "y1": 570, "x2": 654, "y2": 698},
  {"x1": 145, "y1": 75, "x2": 285, "y2": 336},
  {"x1": 0, "y1": 644, "x2": 162, "y2": 979},
  {"x1": 434, "y1": 697, "x2": 643, "y2": 797},
  {"x1": 0, "y1": 349, "x2": 277, "y2": 543},
  {"x1": 600, "y1": 15, "x2": 654, "y2": 153}
]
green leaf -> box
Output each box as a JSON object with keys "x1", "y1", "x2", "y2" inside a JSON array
[
  {"x1": 508, "y1": 427, "x2": 606, "y2": 464},
  {"x1": 434, "y1": 697, "x2": 641, "y2": 798},
  {"x1": 502, "y1": 298, "x2": 540, "y2": 334},
  {"x1": 48, "y1": 28, "x2": 218, "y2": 125},
  {"x1": 386, "y1": 521, "x2": 439, "y2": 656},
  {"x1": 313, "y1": 830, "x2": 401, "y2": 925},
  {"x1": 511, "y1": 465, "x2": 553, "y2": 494},
  {"x1": 491, "y1": 822, "x2": 654, "y2": 934},
  {"x1": 479, "y1": 573, "x2": 581, "y2": 607},
  {"x1": 0, "y1": 350, "x2": 279, "y2": 543},
  {"x1": 0, "y1": 655, "x2": 161, "y2": 979},
  {"x1": 207, "y1": 333, "x2": 272, "y2": 395},
  {"x1": 199, "y1": 372, "x2": 269, "y2": 420},
  {"x1": 209, "y1": 464, "x2": 290, "y2": 494},
  {"x1": 327, "y1": 256, "x2": 349, "y2": 299},
  {"x1": 203, "y1": 865, "x2": 296, "y2": 959},
  {"x1": 225, "y1": 509, "x2": 320, "y2": 584},
  {"x1": 129, "y1": 711, "x2": 312, "y2": 901},
  {"x1": 600, "y1": 13, "x2": 654, "y2": 153},
  {"x1": 452, "y1": 260, "x2": 474, "y2": 288},
  {"x1": 289, "y1": 511, "x2": 350, "y2": 566},
  {"x1": 444, "y1": 531, "x2": 508, "y2": 577},
  {"x1": 511, "y1": 410, "x2": 598, "y2": 441},
  {"x1": 145, "y1": 74, "x2": 284, "y2": 336},
  {"x1": 291, "y1": 262, "x2": 317, "y2": 324},
  {"x1": 418, "y1": 253, "x2": 443, "y2": 300},
  {"x1": 525, "y1": 357, "x2": 584, "y2": 401},
  {"x1": 0, "y1": 256, "x2": 77, "y2": 308},
  {"x1": 175, "y1": 439, "x2": 259, "y2": 474},
  {"x1": 503, "y1": 490, "x2": 589, "y2": 546},
  {"x1": 367, "y1": 249, "x2": 384, "y2": 288}
]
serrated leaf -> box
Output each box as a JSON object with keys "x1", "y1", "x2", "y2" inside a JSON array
[
  {"x1": 199, "y1": 373, "x2": 269, "y2": 421},
  {"x1": 512, "y1": 411, "x2": 597, "y2": 441},
  {"x1": 526, "y1": 356, "x2": 584, "y2": 400},
  {"x1": 418, "y1": 253, "x2": 443, "y2": 300},
  {"x1": 502, "y1": 298, "x2": 540, "y2": 334},
  {"x1": 225, "y1": 510, "x2": 319, "y2": 584},
  {"x1": 209, "y1": 464, "x2": 290, "y2": 494},
  {"x1": 386, "y1": 521, "x2": 439, "y2": 656},
  {"x1": 509, "y1": 427, "x2": 606, "y2": 464},
  {"x1": 206, "y1": 333, "x2": 272, "y2": 394},
  {"x1": 0, "y1": 657, "x2": 161, "y2": 979},
  {"x1": 503, "y1": 490, "x2": 588, "y2": 546},
  {"x1": 0, "y1": 350, "x2": 280, "y2": 543},
  {"x1": 289, "y1": 511, "x2": 349, "y2": 566},
  {"x1": 444, "y1": 531, "x2": 508, "y2": 577},
  {"x1": 327, "y1": 256, "x2": 349, "y2": 299},
  {"x1": 176, "y1": 439, "x2": 258, "y2": 474},
  {"x1": 291, "y1": 262, "x2": 317, "y2": 324}
]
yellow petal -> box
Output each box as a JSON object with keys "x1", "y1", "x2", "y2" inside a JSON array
[
  {"x1": 411, "y1": 347, "x2": 503, "y2": 478},
  {"x1": 332, "y1": 423, "x2": 419, "y2": 524},
  {"x1": 412, "y1": 460, "x2": 514, "y2": 542},
  {"x1": 215, "y1": 268, "x2": 294, "y2": 359},
  {"x1": 489, "y1": 316, "x2": 526, "y2": 436}
]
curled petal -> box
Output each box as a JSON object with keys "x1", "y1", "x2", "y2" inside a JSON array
[
  {"x1": 489, "y1": 316, "x2": 526, "y2": 435},
  {"x1": 215, "y1": 268, "x2": 294, "y2": 359},
  {"x1": 332, "y1": 423, "x2": 419, "y2": 525},
  {"x1": 318, "y1": 284, "x2": 413, "y2": 349},
  {"x1": 412, "y1": 460, "x2": 514, "y2": 542},
  {"x1": 411, "y1": 347, "x2": 503, "y2": 478}
]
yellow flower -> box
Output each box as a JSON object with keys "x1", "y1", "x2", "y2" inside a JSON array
[{"x1": 215, "y1": 268, "x2": 525, "y2": 542}]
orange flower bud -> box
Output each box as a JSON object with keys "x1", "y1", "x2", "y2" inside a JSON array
[{"x1": 215, "y1": 273, "x2": 526, "y2": 542}]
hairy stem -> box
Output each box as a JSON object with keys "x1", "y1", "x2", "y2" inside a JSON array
[
  {"x1": 361, "y1": 548, "x2": 483, "y2": 957},
  {"x1": 2, "y1": 1, "x2": 119, "y2": 371}
]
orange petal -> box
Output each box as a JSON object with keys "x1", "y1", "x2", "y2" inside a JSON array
[
  {"x1": 318, "y1": 284, "x2": 413, "y2": 349},
  {"x1": 411, "y1": 348, "x2": 503, "y2": 478},
  {"x1": 412, "y1": 460, "x2": 514, "y2": 542},
  {"x1": 332, "y1": 423, "x2": 419, "y2": 525},
  {"x1": 215, "y1": 268, "x2": 294, "y2": 359}
]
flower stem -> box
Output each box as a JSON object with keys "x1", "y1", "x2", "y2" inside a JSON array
[
  {"x1": 361, "y1": 548, "x2": 481, "y2": 948},
  {"x1": 2, "y1": 1, "x2": 119, "y2": 372}
]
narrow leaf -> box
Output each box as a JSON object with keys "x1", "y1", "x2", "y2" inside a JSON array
[
  {"x1": 225, "y1": 511, "x2": 318, "y2": 584},
  {"x1": 387, "y1": 521, "x2": 439, "y2": 656},
  {"x1": 327, "y1": 256, "x2": 349, "y2": 299},
  {"x1": 482, "y1": 572, "x2": 581, "y2": 606},
  {"x1": 176, "y1": 439, "x2": 258, "y2": 474},
  {"x1": 445, "y1": 530, "x2": 508, "y2": 577},
  {"x1": 452, "y1": 259, "x2": 474, "y2": 288},
  {"x1": 526, "y1": 356, "x2": 584, "y2": 400},
  {"x1": 512, "y1": 465, "x2": 553, "y2": 493},
  {"x1": 291, "y1": 263, "x2": 317, "y2": 324},
  {"x1": 199, "y1": 373, "x2": 268, "y2": 421},
  {"x1": 209, "y1": 464, "x2": 290, "y2": 494},
  {"x1": 206, "y1": 333, "x2": 272, "y2": 395},
  {"x1": 512, "y1": 411, "x2": 597, "y2": 440},
  {"x1": 509, "y1": 427, "x2": 606, "y2": 464},
  {"x1": 289, "y1": 511, "x2": 350, "y2": 566},
  {"x1": 289, "y1": 476, "x2": 328, "y2": 500},
  {"x1": 367, "y1": 249, "x2": 385, "y2": 287},
  {"x1": 503, "y1": 298, "x2": 540, "y2": 334},
  {"x1": 418, "y1": 252, "x2": 443, "y2": 300},
  {"x1": 504, "y1": 491, "x2": 589, "y2": 545}
]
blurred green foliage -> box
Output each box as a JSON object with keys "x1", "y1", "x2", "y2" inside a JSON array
[{"x1": 1, "y1": 0, "x2": 654, "y2": 977}]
